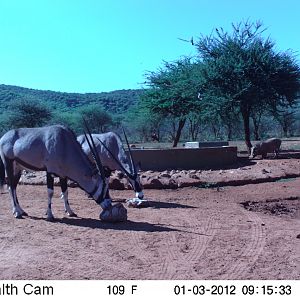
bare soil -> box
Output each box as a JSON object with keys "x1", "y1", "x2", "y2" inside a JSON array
[{"x1": 0, "y1": 157, "x2": 299, "y2": 280}]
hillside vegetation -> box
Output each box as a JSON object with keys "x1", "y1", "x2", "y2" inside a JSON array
[
  {"x1": 0, "y1": 84, "x2": 142, "y2": 114},
  {"x1": 1, "y1": 21, "x2": 300, "y2": 146}
]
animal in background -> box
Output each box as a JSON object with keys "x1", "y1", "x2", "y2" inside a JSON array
[{"x1": 250, "y1": 138, "x2": 282, "y2": 159}]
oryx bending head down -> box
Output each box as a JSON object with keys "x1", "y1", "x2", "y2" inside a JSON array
[
  {"x1": 0, "y1": 124, "x2": 111, "y2": 220},
  {"x1": 249, "y1": 138, "x2": 282, "y2": 159},
  {"x1": 77, "y1": 129, "x2": 144, "y2": 200}
]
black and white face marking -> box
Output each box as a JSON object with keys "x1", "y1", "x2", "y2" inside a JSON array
[
  {"x1": 89, "y1": 175, "x2": 110, "y2": 208},
  {"x1": 128, "y1": 176, "x2": 144, "y2": 199}
]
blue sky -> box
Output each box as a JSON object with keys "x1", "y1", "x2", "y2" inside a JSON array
[{"x1": 0, "y1": 0, "x2": 299, "y2": 93}]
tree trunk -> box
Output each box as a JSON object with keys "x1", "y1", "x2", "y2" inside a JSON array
[
  {"x1": 226, "y1": 124, "x2": 232, "y2": 141},
  {"x1": 211, "y1": 123, "x2": 218, "y2": 139},
  {"x1": 173, "y1": 118, "x2": 186, "y2": 147},
  {"x1": 282, "y1": 123, "x2": 288, "y2": 138},
  {"x1": 253, "y1": 128, "x2": 260, "y2": 140},
  {"x1": 189, "y1": 121, "x2": 198, "y2": 141},
  {"x1": 251, "y1": 116, "x2": 260, "y2": 141},
  {"x1": 188, "y1": 115, "x2": 201, "y2": 141},
  {"x1": 242, "y1": 109, "x2": 252, "y2": 153},
  {"x1": 253, "y1": 122, "x2": 260, "y2": 140}
]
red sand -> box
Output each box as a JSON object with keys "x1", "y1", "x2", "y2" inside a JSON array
[{"x1": 0, "y1": 158, "x2": 299, "y2": 280}]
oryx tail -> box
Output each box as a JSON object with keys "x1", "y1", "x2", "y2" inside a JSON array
[{"x1": 0, "y1": 155, "x2": 5, "y2": 187}]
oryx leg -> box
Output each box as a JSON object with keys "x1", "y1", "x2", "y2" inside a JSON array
[
  {"x1": 6, "y1": 160, "x2": 27, "y2": 218},
  {"x1": 60, "y1": 177, "x2": 77, "y2": 217},
  {"x1": 46, "y1": 173, "x2": 55, "y2": 221},
  {"x1": 104, "y1": 188, "x2": 111, "y2": 201}
]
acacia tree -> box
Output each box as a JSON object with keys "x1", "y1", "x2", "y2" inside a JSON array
[
  {"x1": 187, "y1": 112, "x2": 204, "y2": 141},
  {"x1": 272, "y1": 108, "x2": 297, "y2": 137},
  {"x1": 7, "y1": 99, "x2": 52, "y2": 128},
  {"x1": 77, "y1": 104, "x2": 113, "y2": 133},
  {"x1": 196, "y1": 20, "x2": 300, "y2": 151},
  {"x1": 141, "y1": 57, "x2": 202, "y2": 147},
  {"x1": 201, "y1": 93, "x2": 240, "y2": 140},
  {"x1": 122, "y1": 105, "x2": 165, "y2": 142}
]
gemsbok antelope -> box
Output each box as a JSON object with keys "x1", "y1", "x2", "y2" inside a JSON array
[
  {"x1": 77, "y1": 129, "x2": 144, "y2": 200},
  {"x1": 0, "y1": 124, "x2": 112, "y2": 221}
]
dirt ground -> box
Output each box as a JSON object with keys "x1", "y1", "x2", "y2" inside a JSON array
[{"x1": 0, "y1": 157, "x2": 300, "y2": 280}]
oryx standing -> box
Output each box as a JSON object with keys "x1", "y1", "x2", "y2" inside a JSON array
[
  {"x1": 77, "y1": 130, "x2": 144, "y2": 200},
  {"x1": 0, "y1": 125, "x2": 113, "y2": 221}
]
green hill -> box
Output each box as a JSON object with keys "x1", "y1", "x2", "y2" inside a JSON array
[{"x1": 0, "y1": 84, "x2": 143, "y2": 114}]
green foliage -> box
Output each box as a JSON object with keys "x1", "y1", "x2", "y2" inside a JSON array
[
  {"x1": 0, "y1": 84, "x2": 142, "y2": 114},
  {"x1": 122, "y1": 104, "x2": 166, "y2": 142},
  {"x1": 0, "y1": 84, "x2": 141, "y2": 135},
  {"x1": 76, "y1": 104, "x2": 114, "y2": 133},
  {"x1": 142, "y1": 57, "x2": 202, "y2": 118},
  {"x1": 1, "y1": 20, "x2": 300, "y2": 145},
  {"x1": 196, "y1": 20, "x2": 300, "y2": 149},
  {"x1": 6, "y1": 99, "x2": 52, "y2": 128},
  {"x1": 0, "y1": 113, "x2": 11, "y2": 135},
  {"x1": 271, "y1": 107, "x2": 297, "y2": 137},
  {"x1": 141, "y1": 57, "x2": 203, "y2": 146},
  {"x1": 49, "y1": 111, "x2": 82, "y2": 133}
]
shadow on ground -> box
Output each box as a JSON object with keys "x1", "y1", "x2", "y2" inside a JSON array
[{"x1": 27, "y1": 215, "x2": 179, "y2": 232}]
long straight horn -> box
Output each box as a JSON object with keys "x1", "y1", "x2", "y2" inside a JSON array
[
  {"x1": 82, "y1": 119, "x2": 105, "y2": 179},
  {"x1": 83, "y1": 131, "x2": 98, "y2": 167},
  {"x1": 96, "y1": 138, "x2": 134, "y2": 179},
  {"x1": 122, "y1": 127, "x2": 137, "y2": 176}
]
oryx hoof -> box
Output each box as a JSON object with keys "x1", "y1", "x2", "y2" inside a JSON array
[
  {"x1": 67, "y1": 212, "x2": 78, "y2": 217},
  {"x1": 21, "y1": 211, "x2": 28, "y2": 217},
  {"x1": 13, "y1": 212, "x2": 23, "y2": 219},
  {"x1": 46, "y1": 216, "x2": 55, "y2": 222}
]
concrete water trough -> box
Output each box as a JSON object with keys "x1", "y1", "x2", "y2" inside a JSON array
[
  {"x1": 184, "y1": 141, "x2": 229, "y2": 148},
  {"x1": 127, "y1": 146, "x2": 238, "y2": 171}
]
